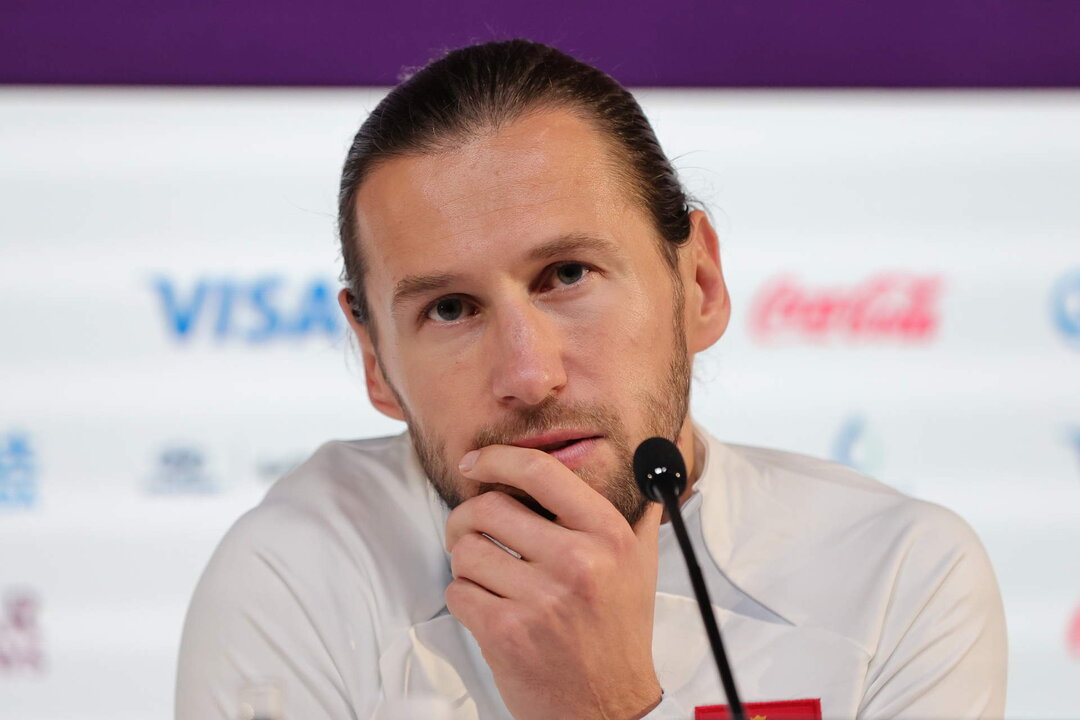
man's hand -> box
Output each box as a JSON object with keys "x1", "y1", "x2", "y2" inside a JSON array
[{"x1": 444, "y1": 445, "x2": 664, "y2": 720}]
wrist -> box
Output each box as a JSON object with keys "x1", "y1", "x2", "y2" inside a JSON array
[
  {"x1": 618, "y1": 677, "x2": 663, "y2": 720},
  {"x1": 627, "y1": 688, "x2": 663, "y2": 719}
]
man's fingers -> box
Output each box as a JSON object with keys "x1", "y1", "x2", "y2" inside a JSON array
[
  {"x1": 459, "y1": 444, "x2": 621, "y2": 532},
  {"x1": 449, "y1": 531, "x2": 541, "y2": 600},
  {"x1": 444, "y1": 576, "x2": 502, "y2": 631},
  {"x1": 446, "y1": 490, "x2": 569, "y2": 561}
]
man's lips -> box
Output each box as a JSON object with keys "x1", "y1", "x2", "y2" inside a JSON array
[
  {"x1": 509, "y1": 430, "x2": 601, "y2": 453},
  {"x1": 505, "y1": 431, "x2": 604, "y2": 472}
]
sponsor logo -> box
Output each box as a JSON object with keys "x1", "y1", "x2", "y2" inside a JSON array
[
  {"x1": 0, "y1": 588, "x2": 44, "y2": 674},
  {"x1": 831, "y1": 415, "x2": 884, "y2": 477},
  {"x1": 255, "y1": 454, "x2": 305, "y2": 484},
  {"x1": 1069, "y1": 601, "x2": 1080, "y2": 660},
  {"x1": 0, "y1": 433, "x2": 36, "y2": 509},
  {"x1": 1070, "y1": 427, "x2": 1080, "y2": 474},
  {"x1": 152, "y1": 275, "x2": 343, "y2": 343},
  {"x1": 749, "y1": 273, "x2": 942, "y2": 344},
  {"x1": 146, "y1": 445, "x2": 219, "y2": 494},
  {"x1": 1052, "y1": 270, "x2": 1080, "y2": 346}
]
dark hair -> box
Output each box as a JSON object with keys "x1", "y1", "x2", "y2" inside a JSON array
[{"x1": 338, "y1": 39, "x2": 692, "y2": 325}]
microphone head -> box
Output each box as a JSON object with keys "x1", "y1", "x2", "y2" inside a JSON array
[{"x1": 633, "y1": 437, "x2": 687, "y2": 503}]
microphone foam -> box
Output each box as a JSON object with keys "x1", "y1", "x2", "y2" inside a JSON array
[{"x1": 632, "y1": 437, "x2": 687, "y2": 503}]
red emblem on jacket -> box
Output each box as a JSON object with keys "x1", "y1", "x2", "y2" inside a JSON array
[{"x1": 695, "y1": 698, "x2": 822, "y2": 720}]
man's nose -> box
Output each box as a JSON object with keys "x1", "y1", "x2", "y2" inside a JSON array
[{"x1": 488, "y1": 303, "x2": 568, "y2": 407}]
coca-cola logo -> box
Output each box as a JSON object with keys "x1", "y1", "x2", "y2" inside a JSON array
[
  {"x1": 0, "y1": 588, "x2": 44, "y2": 674},
  {"x1": 749, "y1": 273, "x2": 943, "y2": 344}
]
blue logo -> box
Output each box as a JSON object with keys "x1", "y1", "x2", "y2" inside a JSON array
[
  {"x1": 831, "y1": 415, "x2": 884, "y2": 477},
  {"x1": 1051, "y1": 270, "x2": 1080, "y2": 345},
  {"x1": 0, "y1": 434, "x2": 36, "y2": 509},
  {"x1": 146, "y1": 446, "x2": 218, "y2": 494},
  {"x1": 152, "y1": 275, "x2": 343, "y2": 343},
  {"x1": 1069, "y1": 427, "x2": 1080, "y2": 473}
]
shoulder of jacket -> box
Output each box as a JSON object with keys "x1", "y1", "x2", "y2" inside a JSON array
[
  {"x1": 701, "y1": 438, "x2": 993, "y2": 635},
  {"x1": 196, "y1": 432, "x2": 448, "y2": 625},
  {"x1": 715, "y1": 440, "x2": 958, "y2": 538}
]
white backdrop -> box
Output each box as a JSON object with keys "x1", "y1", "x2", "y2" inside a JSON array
[{"x1": 0, "y1": 88, "x2": 1077, "y2": 719}]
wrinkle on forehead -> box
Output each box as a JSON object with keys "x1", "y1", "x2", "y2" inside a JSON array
[
  {"x1": 423, "y1": 131, "x2": 615, "y2": 219},
  {"x1": 357, "y1": 111, "x2": 631, "y2": 236}
]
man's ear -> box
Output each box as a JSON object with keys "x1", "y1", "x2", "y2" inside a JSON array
[
  {"x1": 337, "y1": 289, "x2": 406, "y2": 421},
  {"x1": 681, "y1": 209, "x2": 731, "y2": 354}
]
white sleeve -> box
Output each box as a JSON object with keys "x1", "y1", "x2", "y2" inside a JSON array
[
  {"x1": 858, "y1": 506, "x2": 1007, "y2": 719},
  {"x1": 175, "y1": 511, "x2": 381, "y2": 720}
]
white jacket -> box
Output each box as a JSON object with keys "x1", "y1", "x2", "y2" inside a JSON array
[{"x1": 176, "y1": 429, "x2": 1006, "y2": 719}]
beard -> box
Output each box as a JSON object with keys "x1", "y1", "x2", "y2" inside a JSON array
[{"x1": 394, "y1": 304, "x2": 691, "y2": 528}]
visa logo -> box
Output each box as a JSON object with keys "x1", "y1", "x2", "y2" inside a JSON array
[{"x1": 153, "y1": 276, "x2": 343, "y2": 342}]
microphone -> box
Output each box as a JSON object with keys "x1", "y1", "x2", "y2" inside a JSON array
[{"x1": 634, "y1": 437, "x2": 746, "y2": 720}]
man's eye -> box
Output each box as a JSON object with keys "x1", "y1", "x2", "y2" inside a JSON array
[
  {"x1": 553, "y1": 263, "x2": 589, "y2": 287},
  {"x1": 426, "y1": 297, "x2": 469, "y2": 323}
]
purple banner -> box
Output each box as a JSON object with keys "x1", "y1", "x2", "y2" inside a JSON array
[{"x1": 2, "y1": 0, "x2": 1079, "y2": 87}]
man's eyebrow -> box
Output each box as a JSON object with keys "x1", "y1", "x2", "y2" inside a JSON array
[
  {"x1": 527, "y1": 233, "x2": 620, "y2": 262},
  {"x1": 391, "y1": 272, "x2": 463, "y2": 313},
  {"x1": 390, "y1": 234, "x2": 619, "y2": 314}
]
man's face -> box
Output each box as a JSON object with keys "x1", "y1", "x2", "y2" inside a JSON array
[{"x1": 347, "y1": 109, "x2": 712, "y2": 525}]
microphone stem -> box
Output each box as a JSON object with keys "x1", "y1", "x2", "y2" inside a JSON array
[{"x1": 659, "y1": 487, "x2": 746, "y2": 720}]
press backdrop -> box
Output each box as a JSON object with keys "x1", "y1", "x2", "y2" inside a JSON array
[{"x1": 1, "y1": 87, "x2": 1078, "y2": 719}]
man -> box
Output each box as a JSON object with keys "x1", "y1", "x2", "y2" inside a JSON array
[{"x1": 176, "y1": 40, "x2": 1006, "y2": 719}]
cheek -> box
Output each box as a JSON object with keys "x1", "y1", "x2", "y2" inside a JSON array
[
  {"x1": 400, "y1": 348, "x2": 474, "y2": 406},
  {"x1": 389, "y1": 334, "x2": 489, "y2": 443},
  {"x1": 563, "y1": 282, "x2": 674, "y2": 384}
]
